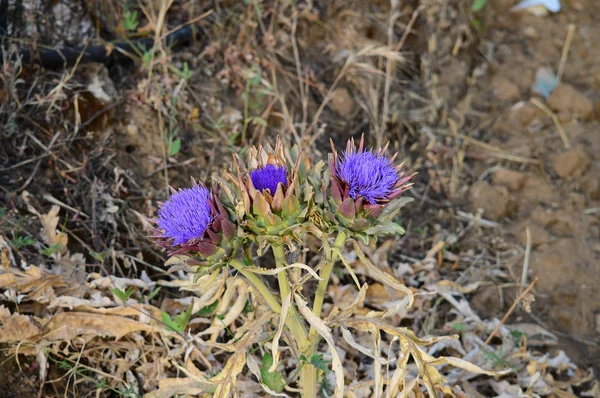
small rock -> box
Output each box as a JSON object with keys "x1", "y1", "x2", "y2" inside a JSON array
[
  {"x1": 492, "y1": 169, "x2": 525, "y2": 191},
  {"x1": 518, "y1": 176, "x2": 557, "y2": 210},
  {"x1": 594, "y1": 70, "x2": 600, "y2": 89},
  {"x1": 552, "y1": 146, "x2": 591, "y2": 179},
  {"x1": 580, "y1": 173, "x2": 600, "y2": 200},
  {"x1": 469, "y1": 182, "x2": 512, "y2": 221},
  {"x1": 126, "y1": 124, "x2": 139, "y2": 136},
  {"x1": 492, "y1": 76, "x2": 520, "y2": 102},
  {"x1": 565, "y1": 192, "x2": 586, "y2": 211},
  {"x1": 547, "y1": 84, "x2": 594, "y2": 120},
  {"x1": 330, "y1": 88, "x2": 356, "y2": 117}
]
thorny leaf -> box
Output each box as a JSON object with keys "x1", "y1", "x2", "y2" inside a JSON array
[
  {"x1": 161, "y1": 306, "x2": 192, "y2": 333},
  {"x1": 259, "y1": 352, "x2": 285, "y2": 393},
  {"x1": 300, "y1": 354, "x2": 331, "y2": 375}
]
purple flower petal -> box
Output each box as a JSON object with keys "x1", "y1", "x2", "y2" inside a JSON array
[
  {"x1": 157, "y1": 186, "x2": 213, "y2": 245},
  {"x1": 336, "y1": 150, "x2": 398, "y2": 204},
  {"x1": 250, "y1": 164, "x2": 287, "y2": 194}
]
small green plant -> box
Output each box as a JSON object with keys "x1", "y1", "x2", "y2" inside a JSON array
[
  {"x1": 196, "y1": 300, "x2": 219, "y2": 317},
  {"x1": 161, "y1": 307, "x2": 192, "y2": 333},
  {"x1": 144, "y1": 286, "x2": 162, "y2": 303},
  {"x1": 110, "y1": 287, "x2": 136, "y2": 302},
  {"x1": 471, "y1": 0, "x2": 488, "y2": 11},
  {"x1": 510, "y1": 329, "x2": 528, "y2": 346},
  {"x1": 165, "y1": 130, "x2": 182, "y2": 157},
  {"x1": 483, "y1": 348, "x2": 512, "y2": 370},
  {"x1": 123, "y1": 7, "x2": 139, "y2": 32},
  {"x1": 10, "y1": 235, "x2": 36, "y2": 250},
  {"x1": 39, "y1": 243, "x2": 63, "y2": 257},
  {"x1": 90, "y1": 249, "x2": 110, "y2": 263}
]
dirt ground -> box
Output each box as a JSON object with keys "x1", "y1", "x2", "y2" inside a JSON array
[{"x1": 1, "y1": 0, "x2": 599, "y2": 396}]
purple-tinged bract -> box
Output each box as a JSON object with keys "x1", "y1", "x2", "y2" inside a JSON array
[
  {"x1": 250, "y1": 164, "x2": 288, "y2": 194},
  {"x1": 336, "y1": 151, "x2": 398, "y2": 204},
  {"x1": 157, "y1": 185, "x2": 212, "y2": 246}
]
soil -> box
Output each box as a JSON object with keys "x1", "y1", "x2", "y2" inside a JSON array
[
  {"x1": 466, "y1": 0, "x2": 600, "y2": 369},
  {"x1": 1, "y1": 0, "x2": 599, "y2": 394}
]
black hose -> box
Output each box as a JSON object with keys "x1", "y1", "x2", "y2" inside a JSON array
[{"x1": 3, "y1": 25, "x2": 195, "y2": 69}]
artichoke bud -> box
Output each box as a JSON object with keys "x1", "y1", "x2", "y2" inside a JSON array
[{"x1": 220, "y1": 136, "x2": 313, "y2": 241}]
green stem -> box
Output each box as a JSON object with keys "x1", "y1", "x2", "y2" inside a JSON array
[
  {"x1": 230, "y1": 259, "x2": 281, "y2": 313},
  {"x1": 272, "y1": 245, "x2": 315, "y2": 397},
  {"x1": 301, "y1": 231, "x2": 347, "y2": 398},
  {"x1": 312, "y1": 231, "x2": 347, "y2": 321},
  {"x1": 271, "y1": 246, "x2": 308, "y2": 342}
]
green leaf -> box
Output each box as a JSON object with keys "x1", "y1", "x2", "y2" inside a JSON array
[
  {"x1": 300, "y1": 354, "x2": 331, "y2": 375},
  {"x1": 471, "y1": 0, "x2": 488, "y2": 12},
  {"x1": 111, "y1": 287, "x2": 136, "y2": 302},
  {"x1": 196, "y1": 300, "x2": 219, "y2": 317},
  {"x1": 363, "y1": 221, "x2": 405, "y2": 237},
  {"x1": 10, "y1": 235, "x2": 36, "y2": 250},
  {"x1": 39, "y1": 243, "x2": 63, "y2": 257},
  {"x1": 90, "y1": 249, "x2": 110, "y2": 263},
  {"x1": 169, "y1": 137, "x2": 181, "y2": 156},
  {"x1": 259, "y1": 352, "x2": 285, "y2": 393},
  {"x1": 452, "y1": 322, "x2": 467, "y2": 331},
  {"x1": 146, "y1": 286, "x2": 161, "y2": 302},
  {"x1": 161, "y1": 307, "x2": 192, "y2": 333}
]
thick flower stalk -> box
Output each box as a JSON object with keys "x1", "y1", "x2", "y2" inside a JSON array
[
  {"x1": 324, "y1": 135, "x2": 415, "y2": 239},
  {"x1": 151, "y1": 184, "x2": 236, "y2": 262}
]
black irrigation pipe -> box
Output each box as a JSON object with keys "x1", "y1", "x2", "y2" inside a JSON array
[{"x1": 0, "y1": 25, "x2": 195, "y2": 69}]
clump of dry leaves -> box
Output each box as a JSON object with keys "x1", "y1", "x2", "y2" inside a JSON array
[{"x1": 1, "y1": 199, "x2": 597, "y2": 397}]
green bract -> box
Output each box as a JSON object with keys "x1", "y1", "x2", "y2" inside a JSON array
[{"x1": 216, "y1": 138, "x2": 322, "y2": 252}]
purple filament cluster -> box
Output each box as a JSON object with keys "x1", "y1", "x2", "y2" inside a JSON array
[
  {"x1": 336, "y1": 150, "x2": 398, "y2": 204},
  {"x1": 157, "y1": 186, "x2": 212, "y2": 245},
  {"x1": 250, "y1": 164, "x2": 288, "y2": 194}
]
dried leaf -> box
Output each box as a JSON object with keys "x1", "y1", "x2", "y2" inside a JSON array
[
  {"x1": 144, "y1": 377, "x2": 211, "y2": 398},
  {"x1": 294, "y1": 294, "x2": 344, "y2": 398},
  {"x1": 43, "y1": 312, "x2": 161, "y2": 341},
  {"x1": 244, "y1": 263, "x2": 322, "y2": 281},
  {"x1": 352, "y1": 241, "x2": 414, "y2": 308},
  {"x1": 0, "y1": 306, "x2": 41, "y2": 343},
  {"x1": 39, "y1": 205, "x2": 68, "y2": 254}
]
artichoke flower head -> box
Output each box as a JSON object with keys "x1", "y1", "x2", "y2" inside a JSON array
[
  {"x1": 219, "y1": 137, "x2": 317, "y2": 250},
  {"x1": 325, "y1": 135, "x2": 415, "y2": 241},
  {"x1": 152, "y1": 183, "x2": 236, "y2": 263}
]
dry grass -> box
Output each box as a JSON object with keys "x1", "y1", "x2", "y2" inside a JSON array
[{"x1": 1, "y1": 0, "x2": 598, "y2": 396}]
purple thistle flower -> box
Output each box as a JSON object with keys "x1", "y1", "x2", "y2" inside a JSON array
[
  {"x1": 250, "y1": 164, "x2": 288, "y2": 194},
  {"x1": 157, "y1": 185, "x2": 213, "y2": 246},
  {"x1": 336, "y1": 150, "x2": 398, "y2": 204}
]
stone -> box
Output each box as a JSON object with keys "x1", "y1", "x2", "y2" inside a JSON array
[
  {"x1": 594, "y1": 70, "x2": 600, "y2": 89},
  {"x1": 552, "y1": 146, "x2": 591, "y2": 179},
  {"x1": 330, "y1": 88, "x2": 356, "y2": 117},
  {"x1": 492, "y1": 169, "x2": 525, "y2": 191},
  {"x1": 580, "y1": 173, "x2": 600, "y2": 200},
  {"x1": 492, "y1": 76, "x2": 520, "y2": 102},
  {"x1": 469, "y1": 182, "x2": 512, "y2": 221},
  {"x1": 547, "y1": 84, "x2": 594, "y2": 120}
]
